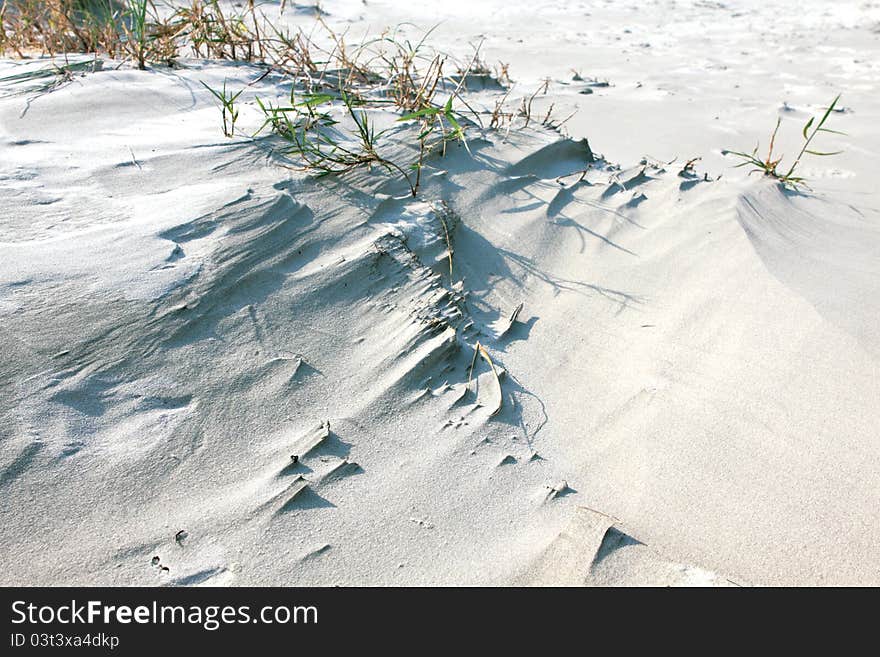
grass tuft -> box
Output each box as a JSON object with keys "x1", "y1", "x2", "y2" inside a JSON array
[
  {"x1": 201, "y1": 79, "x2": 243, "y2": 137},
  {"x1": 723, "y1": 95, "x2": 844, "y2": 189}
]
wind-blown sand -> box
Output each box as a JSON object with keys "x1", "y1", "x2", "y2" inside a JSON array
[{"x1": 1, "y1": 0, "x2": 879, "y2": 586}]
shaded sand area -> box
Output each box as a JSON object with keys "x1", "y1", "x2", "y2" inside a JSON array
[{"x1": 1, "y1": 1, "x2": 879, "y2": 585}]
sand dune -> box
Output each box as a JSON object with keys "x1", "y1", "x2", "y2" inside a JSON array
[{"x1": 1, "y1": 0, "x2": 879, "y2": 586}]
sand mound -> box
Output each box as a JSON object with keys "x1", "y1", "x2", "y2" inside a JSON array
[{"x1": 520, "y1": 507, "x2": 735, "y2": 586}]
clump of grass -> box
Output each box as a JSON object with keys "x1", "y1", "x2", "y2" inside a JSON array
[
  {"x1": 256, "y1": 88, "x2": 420, "y2": 194},
  {"x1": 379, "y1": 29, "x2": 445, "y2": 113},
  {"x1": 0, "y1": 1, "x2": 117, "y2": 57},
  {"x1": 722, "y1": 95, "x2": 844, "y2": 189},
  {"x1": 174, "y1": 0, "x2": 262, "y2": 62},
  {"x1": 0, "y1": 0, "x2": 255, "y2": 66},
  {"x1": 249, "y1": 24, "x2": 476, "y2": 197},
  {"x1": 242, "y1": 23, "x2": 583, "y2": 196},
  {"x1": 1, "y1": 0, "x2": 181, "y2": 66},
  {"x1": 255, "y1": 90, "x2": 337, "y2": 137}
]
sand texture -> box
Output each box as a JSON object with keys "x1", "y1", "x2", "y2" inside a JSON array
[{"x1": 1, "y1": 0, "x2": 879, "y2": 586}]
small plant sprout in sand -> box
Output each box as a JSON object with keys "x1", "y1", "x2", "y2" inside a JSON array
[
  {"x1": 202, "y1": 80, "x2": 243, "y2": 137},
  {"x1": 255, "y1": 90, "x2": 337, "y2": 137},
  {"x1": 723, "y1": 94, "x2": 844, "y2": 189},
  {"x1": 398, "y1": 95, "x2": 470, "y2": 194}
]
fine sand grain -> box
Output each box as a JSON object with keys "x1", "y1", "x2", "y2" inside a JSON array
[{"x1": 1, "y1": 0, "x2": 879, "y2": 586}]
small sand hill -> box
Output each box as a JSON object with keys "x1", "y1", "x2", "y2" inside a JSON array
[
  {"x1": 519, "y1": 507, "x2": 735, "y2": 586},
  {"x1": 1, "y1": 1, "x2": 880, "y2": 587}
]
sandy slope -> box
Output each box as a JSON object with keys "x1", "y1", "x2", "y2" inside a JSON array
[{"x1": 1, "y1": 1, "x2": 879, "y2": 586}]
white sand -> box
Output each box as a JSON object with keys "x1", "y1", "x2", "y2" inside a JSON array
[{"x1": 1, "y1": 0, "x2": 879, "y2": 586}]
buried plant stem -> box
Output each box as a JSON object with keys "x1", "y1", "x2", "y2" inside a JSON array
[
  {"x1": 435, "y1": 207, "x2": 454, "y2": 279},
  {"x1": 466, "y1": 341, "x2": 503, "y2": 417}
]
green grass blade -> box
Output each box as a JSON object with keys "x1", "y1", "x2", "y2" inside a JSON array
[
  {"x1": 816, "y1": 94, "x2": 840, "y2": 129},
  {"x1": 802, "y1": 116, "x2": 814, "y2": 139},
  {"x1": 399, "y1": 107, "x2": 442, "y2": 121}
]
